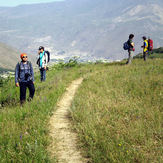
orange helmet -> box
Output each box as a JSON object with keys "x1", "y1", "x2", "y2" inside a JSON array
[{"x1": 20, "y1": 53, "x2": 27, "y2": 59}]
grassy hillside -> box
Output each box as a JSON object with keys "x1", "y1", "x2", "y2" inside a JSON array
[
  {"x1": 71, "y1": 59, "x2": 163, "y2": 162},
  {"x1": 133, "y1": 47, "x2": 163, "y2": 59},
  {"x1": 0, "y1": 58, "x2": 162, "y2": 162},
  {"x1": 0, "y1": 62, "x2": 93, "y2": 162},
  {"x1": 0, "y1": 42, "x2": 22, "y2": 70}
]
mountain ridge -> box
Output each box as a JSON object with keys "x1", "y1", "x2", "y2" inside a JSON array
[{"x1": 0, "y1": 0, "x2": 163, "y2": 67}]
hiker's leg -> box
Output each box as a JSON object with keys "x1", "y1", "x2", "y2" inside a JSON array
[
  {"x1": 42, "y1": 68, "x2": 46, "y2": 81},
  {"x1": 143, "y1": 52, "x2": 147, "y2": 61},
  {"x1": 127, "y1": 51, "x2": 133, "y2": 64},
  {"x1": 40, "y1": 68, "x2": 43, "y2": 81},
  {"x1": 145, "y1": 52, "x2": 147, "y2": 61},
  {"x1": 129, "y1": 51, "x2": 133, "y2": 63},
  {"x1": 126, "y1": 51, "x2": 129, "y2": 64},
  {"x1": 143, "y1": 52, "x2": 145, "y2": 60},
  {"x1": 27, "y1": 81, "x2": 35, "y2": 101},
  {"x1": 20, "y1": 82, "x2": 27, "y2": 104}
]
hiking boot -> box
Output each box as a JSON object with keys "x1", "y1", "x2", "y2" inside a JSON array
[
  {"x1": 27, "y1": 97, "x2": 33, "y2": 102},
  {"x1": 20, "y1": 100, "x2": 25, "y2": 107}
]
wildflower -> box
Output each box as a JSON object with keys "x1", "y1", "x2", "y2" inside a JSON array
[
  {"x1": 25, "y1": 132, "x2": 28, "y2": 134},
  {"x1": 20, "y1": 134, "x2": 22, "y2": 139},
  {"x1": 119, "y1": 144, "x2": 121, "y2": 146}
]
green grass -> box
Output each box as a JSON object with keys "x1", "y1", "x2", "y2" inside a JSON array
[
  {"x1": 70, "y1": 59, "x2": 163, "y2": 162},
  {"x1": 134, "y1": 52, "x2": 163, "y2": 59},
  {"x1": 0, "y1": 59, "x2": 162, "y2": 162},
  {"x1": 0, "y1": 63, "x2": 93, "y2": 162},
  {"x1": 133, "y1": 47, "x2": 163, "y2": 59},
  {"x1": 149, "y1": 53, "x2": 163, "y2": 59}
]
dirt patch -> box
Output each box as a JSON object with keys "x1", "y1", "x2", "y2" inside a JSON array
[{"x1": 49, "y1": 78, "x2": 88, "y2": 163}]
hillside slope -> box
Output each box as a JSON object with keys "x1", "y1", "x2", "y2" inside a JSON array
[
  {"x1": 0, "y1": 42, "x2": 22, "y2": 71},
  {"x1": 0, "y1": 42, "x2": 35, "y2": 71}
]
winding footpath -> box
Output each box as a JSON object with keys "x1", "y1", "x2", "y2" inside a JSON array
[{"x1": 49, "y1": 78, "x2": 88, "y2": 163}]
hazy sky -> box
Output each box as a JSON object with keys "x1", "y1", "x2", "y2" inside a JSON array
[{"x1": 0, "y1": 0, "x2": 64, "y2": 7}]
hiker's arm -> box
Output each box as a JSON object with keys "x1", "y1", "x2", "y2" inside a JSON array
[
  {"x1": 38, "y1": 51, "x2": 40, "y2": 56},
  {"x1": 30, "y1": 63, "x2": 35, "y2": 82},
  {"x1": 142, "y1": 42, "x2": 146, "y2": 48},
  {"x1": 45, "y1": 53, "x2": 48, "y2": 65},
  {"x1": 15, "y1": 63, "x2": 19, "y2": 86},
  {"x1": 44, "y1": 53, "x2": 48, "y2": 69},
  {"x1": 144, "y1": 42, "x2": 148, "y2": 48},
  {"x1": 131, "y1": 42, "x2": 134, "y2": 47},
  {"x1": 36, "y1": 53, "x2": 40, "y2": 63}
]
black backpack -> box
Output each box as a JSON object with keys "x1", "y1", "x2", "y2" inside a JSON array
[{"x1": 45, "y1": 51, "x2": 50, "y2": 63}]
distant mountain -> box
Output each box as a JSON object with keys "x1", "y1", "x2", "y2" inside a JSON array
[
  {"x1": 0, "y1": 42, "x2": 35, "y2": 71},
  {"x1": 0, "y1": 0, "x2": 163, "y2": 63}
]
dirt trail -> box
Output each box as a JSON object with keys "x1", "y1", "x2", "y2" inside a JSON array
[{"x1": 49, "y1": 78, "x2": 88, "y2": 163}]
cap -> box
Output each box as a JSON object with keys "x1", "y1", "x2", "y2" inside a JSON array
[
  {"x1": 38, "y1": 46, "x2": 44, "y2": 50},
  {"x1": 20, "y1": 53, "x2": 27, "y2": 59}
]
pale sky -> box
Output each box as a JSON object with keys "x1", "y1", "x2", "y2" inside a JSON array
[{"x1": 0, "y1": 0, "x2": 64, "y2": 7}]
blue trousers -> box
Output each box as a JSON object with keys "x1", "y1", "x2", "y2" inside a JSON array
[{"x1": 40, "y1": 68, "x2": 46, "y2": 81}]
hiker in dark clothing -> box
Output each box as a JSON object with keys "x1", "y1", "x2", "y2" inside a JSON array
[
  {"x1": 15, "y1": 53, "x2": 35, "y2": 105},
  {"x1": 126, "y1": 34, "x2": 135, "y2": 64}
]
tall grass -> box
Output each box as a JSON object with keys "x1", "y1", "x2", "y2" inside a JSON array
[
  {"x1": 1, "y1": 59, "x2": 162, "y2": 162},
  {"x1": 71, "y1": 59, "x2": 163, "y2": 162},
  {"x1": 0, "y1": 63, "x2": 93, "y2": 162}
]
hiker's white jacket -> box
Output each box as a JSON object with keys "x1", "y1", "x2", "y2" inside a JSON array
[{"x1": 37, "y1": 51, "x2": 48, "y2": 69}]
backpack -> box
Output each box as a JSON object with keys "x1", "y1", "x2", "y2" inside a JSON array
[
  {"x1": 18, "y1": 61, "x2": 32, "y2": 77},
  {"x1": 18, "y1": 61, "x2": 31, "y2": 70},
  {"x1": 45, "y1": 51, "x2": 50, "y2": 62},
  {"x1": 123, "y1": 41, "x2": 129, "y2": 50},
  {"x1": 148, "y1": 39, "x2": 153, "y2": 51}
]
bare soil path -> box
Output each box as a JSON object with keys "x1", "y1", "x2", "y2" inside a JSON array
[{"x1": 49, "y1": 78, "x2": 88, "y2": 163}]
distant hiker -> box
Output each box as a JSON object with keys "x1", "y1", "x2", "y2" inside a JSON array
[
  {"x1": 126, "y1": 34, "x2": 135, "y2": 64},
  {"x1": 37, "y1": 46, "x2": 48, "y2": 81},
  {"x1": 141, "y1": 36, "x2": 148, "y2": 61},
  {"x1": 15, "y1": 53, "x2": 35, "y2": 105}
]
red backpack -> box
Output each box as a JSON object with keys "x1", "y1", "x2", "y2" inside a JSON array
[{"x1": 148, "y1": 38, "x2": 153, "y2": 51}]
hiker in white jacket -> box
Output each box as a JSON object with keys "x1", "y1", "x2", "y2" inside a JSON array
[{"x1": 37, "y1": 46, "x2": 48, "y2": 81}]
